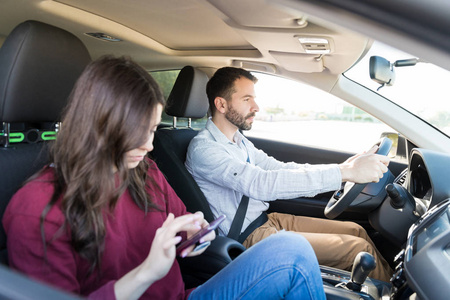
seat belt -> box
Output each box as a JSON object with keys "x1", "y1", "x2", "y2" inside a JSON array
[
  {"x1": 227, "y1": 195, "x2": 249, "y2": 241},
  {"x1": 238, "y1": 212, "x2": 268, "y2": 243},
  {"x1": 227, "y1": 196, "x2": 268, "y2": 243},
  {"x1": 227, "y1": 146, "x2": 268, "y2": 243}
]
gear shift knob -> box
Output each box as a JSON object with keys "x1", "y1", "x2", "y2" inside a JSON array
[{"x1": 346, "y1": 252, "x2": 376, "y2": 291}]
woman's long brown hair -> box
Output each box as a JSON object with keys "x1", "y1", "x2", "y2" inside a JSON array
[{"x1": 40, "y1": 55, "x2": 165, "y2": 273}]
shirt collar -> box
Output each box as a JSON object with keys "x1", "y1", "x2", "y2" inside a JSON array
[{"x1": 206, "y1": 118, "x2": 245, "y2": 146}]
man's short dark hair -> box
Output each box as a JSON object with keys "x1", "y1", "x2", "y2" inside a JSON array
[{"x1": 206, "y1": 67, "x2": 258, "y2": 116}]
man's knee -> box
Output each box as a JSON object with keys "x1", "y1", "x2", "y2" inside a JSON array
[
  {"x1": 350, "y1": 238, "x2": 376, "y2": 258},
  {"x1": 345, "y1": 222, "x2": 369, "y2": 238}
]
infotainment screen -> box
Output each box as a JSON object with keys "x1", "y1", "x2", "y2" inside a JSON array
[{"x1": 412, "y1": 206, "x2": 450, "y2": 256}]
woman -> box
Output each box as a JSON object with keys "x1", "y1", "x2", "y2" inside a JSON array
[{"x1": 3, "y1": 56, "x2": 325, "y2": 299}]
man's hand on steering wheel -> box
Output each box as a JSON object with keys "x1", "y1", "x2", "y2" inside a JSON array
[
  {"x1": 339, "y1": 145, "x2": 390, "y2": 184},
  {"x1": 324, "y1": 137, "x2": 393, "y2": 219}
]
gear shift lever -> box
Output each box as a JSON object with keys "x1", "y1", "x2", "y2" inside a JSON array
[{"x1": 345, "y1": 252, "x2": 376, "y2": 292}]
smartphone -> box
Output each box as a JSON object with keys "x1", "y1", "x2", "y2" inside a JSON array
[{"x1": 176, "y1": 214, "x2": 226, "y2": 256}]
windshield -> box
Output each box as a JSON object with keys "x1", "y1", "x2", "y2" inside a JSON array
[{"x1": 345, "y1": 41, "x2": 450, "y2": 137}]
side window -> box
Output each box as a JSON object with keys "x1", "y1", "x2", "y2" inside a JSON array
[
  {"x1": 150, "y1": 69, "x2": 208, "y2": 129},
  {"x1": 248, "y1": 72, "x2": 394, "y2": 153},
  {"x1": 150, "y1": 70, "x2": 180, "y2": 125}
]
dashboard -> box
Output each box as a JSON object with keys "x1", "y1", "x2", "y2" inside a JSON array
[
  {"x1": 409, "y1": 164, "x2": 432, "y2": 201},
  {"x1": 408, "y1": 149, "x2": 450, "y2": 209},
  {"x1": 390, "y1": 148, "x2": 450, "y2": 300},
  {"x1": 410, "y1": 203, "x2": 450, "y2": 256},
  {"x1": 394, "y1": 199, "x2": 450, "y2": 300},
  {"x1": 324, "y1": 193, "x2": 450, "y2": 300},
  {"x1": 337, "y1": 147, "x2": 450, "y2": 300}
]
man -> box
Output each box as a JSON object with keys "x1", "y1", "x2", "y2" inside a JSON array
[{"x1": 185, "y1": 67, "x2": 392, "y2": 281}]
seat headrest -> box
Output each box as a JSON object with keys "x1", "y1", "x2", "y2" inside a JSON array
[
  {"x1": 0, "y1": 20, "x2": 91, "y2": 124},
  {"x1": 165, "y1": 66, "x2": 209, "y2": 119}
]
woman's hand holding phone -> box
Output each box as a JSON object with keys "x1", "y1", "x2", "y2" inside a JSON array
[
  {"x1": 139, "y1": 213, "x2": 202, "y2": 284},
  {"x1": 115, "y1": 213, "x2": 206, "y2": 298},
  {"x1": 176, "y1": 213, "x2": 226, "y2": 258}
]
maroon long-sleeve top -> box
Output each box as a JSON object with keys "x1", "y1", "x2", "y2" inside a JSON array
[{"x1": 3, "y1": 160, "x2": 193, "y2": 299}]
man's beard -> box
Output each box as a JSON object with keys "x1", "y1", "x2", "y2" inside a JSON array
[{"x1": 225, "y1": 105, "x2": 255, "y2": 131}]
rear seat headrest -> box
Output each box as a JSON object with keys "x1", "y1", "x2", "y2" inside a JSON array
[
  {"x1": 0, "y1": 20, "x2": 91, "y2": 124},
  {"x1": 165, "y1": 66, "x2": 209, "y2": 119}
]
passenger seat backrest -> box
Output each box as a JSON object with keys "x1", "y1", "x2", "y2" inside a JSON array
[
  {"x1": 0, "y1": 20, "x2": 91, "y2": 265},
  {"x1": 152, "y1": 66, "x2": 246, "y2": 289},
  {"x1": 151, "y1": 66, "x2": 214, "y2": 220}
]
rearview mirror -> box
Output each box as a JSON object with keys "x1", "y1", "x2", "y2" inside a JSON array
[
  {"x1": 369, "y1": 56, "x2": 395, "y2": 90},
  {"x1": 369, "y1": 56, "x2": 423, "y2": 91}
]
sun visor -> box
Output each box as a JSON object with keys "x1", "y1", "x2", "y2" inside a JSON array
[{"x1": 270, "y1": 51, "x2": 324, "y2": 72}]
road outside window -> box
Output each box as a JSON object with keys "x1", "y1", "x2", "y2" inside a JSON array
[
  {"x1": 248, "y1": 72, "x2": 394, "y2": 153},
  {"x1": 151, "y1": 69, "x2": 393, "y2": 154}
]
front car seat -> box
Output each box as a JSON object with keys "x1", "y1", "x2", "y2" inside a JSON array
[
  {"x1": 0, "y1": 20, "x2": 91, "y2": 265},
  {"x1": 151, "y1": 66, "x2": 245, "y2": 288},
  {"x1": 152, "y1": 66, "x2": 215, "y2": 221}
]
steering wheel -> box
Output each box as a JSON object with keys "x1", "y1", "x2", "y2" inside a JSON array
[{"x1": 324, "y1": 137, "x2": 393, "y2": 219}]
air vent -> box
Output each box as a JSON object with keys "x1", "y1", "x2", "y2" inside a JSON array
[
  {"x1": 85, "y1": 32, "x2": 122, "y2": 42},
  {"x1": 394, "y1": 168, "x2": 408, "y2": 185},
  {"x1": 297, "y1": 37, "x2": 330, "y2": 54}
]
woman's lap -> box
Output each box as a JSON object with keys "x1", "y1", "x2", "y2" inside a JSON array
[{"x1": 189, "y1": 231, "x2": 325, "y2": 300}]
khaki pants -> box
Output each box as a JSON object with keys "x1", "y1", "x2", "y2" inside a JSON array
[{"x1": 243, "y1": 212, "x2": 392, "y2": 282}]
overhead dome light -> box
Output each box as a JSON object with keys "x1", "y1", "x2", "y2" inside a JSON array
[
  {"x1": 85, "y1": 32, "x2": 122, "y2": 42},
  {"x1": 297, "y1": 37, "x2": 330, "y2": 54}
]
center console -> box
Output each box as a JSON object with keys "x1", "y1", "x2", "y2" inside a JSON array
[
  {"x1": 392, "y1": 199, "x2": 450, "y2": 300},
  {"x1": 321, "y1": 262, "x2": 390, "y2": 300},
  {"x1": 321, "y1": 199, "x2": 450, "y2": 300}
]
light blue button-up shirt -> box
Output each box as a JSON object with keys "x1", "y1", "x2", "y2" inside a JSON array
[{"x1": 185, "y1": 118, "x2": 342, "y2": 236}]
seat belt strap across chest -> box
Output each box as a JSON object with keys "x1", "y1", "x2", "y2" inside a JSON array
[
  {"x1": 227, "y1": 195, "x2": 249, "y2": 241},
  {"x1": 227, "y1": 148, "x2": 251, "y2": 241}
]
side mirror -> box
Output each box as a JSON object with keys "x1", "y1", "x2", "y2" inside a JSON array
[
  {"x1": 380, "y1": 132, "x2": 399, "y2": 158},
  {"x1": 369, "y1": 56, "x2": 395, "y2": 90}
]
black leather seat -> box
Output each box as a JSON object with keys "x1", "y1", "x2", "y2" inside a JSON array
[
  {"x1": 0, "y1": 20, "x2": 91, "y2": 265},
  {"x1": 153, "y1": 66, "x2": 215, "y2": 222},
  {"x1": 152, "y1": 66, "x2": 245, "y2": 288}
]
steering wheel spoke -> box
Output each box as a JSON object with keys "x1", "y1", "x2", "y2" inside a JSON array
[{"x1": 324, "y1": 137, "x2": 393, "y2": 219}]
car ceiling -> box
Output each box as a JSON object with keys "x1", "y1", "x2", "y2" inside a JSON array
[{"x1": 0, "y1": 0, "x2": 370, "y2": 90}]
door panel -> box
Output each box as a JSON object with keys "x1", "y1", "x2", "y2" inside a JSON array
[{"x1": 247, "y1": 136, "x2": 407, "y2": 222}]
